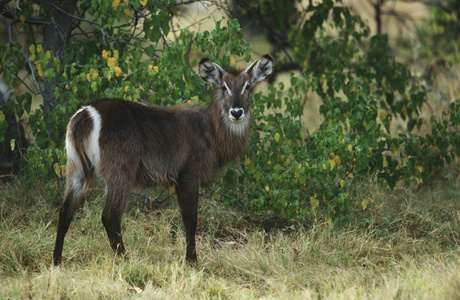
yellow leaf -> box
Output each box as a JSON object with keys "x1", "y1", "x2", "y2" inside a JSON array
[
  {"x1": 86, "y1": 73, "x2": 91, "y2": 82},
  {"x1": 37, "y1": 64, "x2": 43, "y2": 77},
  {"x1": 54, "y1": 163, "x2": 60, "y2": 177},
  {"x1": 112, "y1": 0, "x2": 120, "y2": 10},
  {"x1": 328, "y1": 159, "x2": 336, "y2": 170},
  {"x1": 61, "y1": 164, "x2": 67, "y2": 177},
  {"x1": 134, "y1": 88, "x2": 140, "y2": 101},
  {"x1": 123, "y1": 0, "x2": 129, "y2": 6},
  {"x1": 325, "y1": 213, "x2": 332, "y2": 224},
  {"x1": 113, "y1": 50, "x2": 119, "y2": 60},
  {"x1": 153, "y1": 65, "x2": 159, "y2": 73},
  {"x1": 310, "y1": 196, "x2": 319, "y2": 211},
  {"x1": 107, "y1": 57, "x2": 116, "y2": 68},
  {"x1": 322, "y1": 164, "x2": 326, "y2": 170},
  {"x1": 340, "y1": 179, "x2": 345, "y2": 188},
  {"x1": 348, "y1": 144, "x2": 353, "y2": 151},
  {"x1": 114, "y1": 66, "x2": 122, "y2": 77},
  {"x1": 10, "y1": 139, "x2": 15, "y2": 151},
  {"x1": 361, "y1": 199, "x2": 368, "y2": 210},
  {"x1": 0, "y1": 111, "x2": 5, "y2": 122},
  {"x1": 348, "y1": 172, "x2": 354, "y2": 179},
  {"x1": 124, "y1": 86, "x2": 129, "y2": 93},
  {"x1": 417, "y1": 165, "x2": 423, "y2": 173},
  {"x1": 274, "y1": 132, "x2": 280, "y2": 142},
  {"x1": 20, "y1": 15, "x2": 25, "y2": 24},
  {"x1": 102, "y1": 50, "x2": 109, "y2": 60},
  {"x1": 402, "y1": 158, "x2": 408, "y2": 167},
  {"x1": 148, "y1": 64, "x2": 152, "y2": 72},
  {"x1": 91, "y1": 69, "x2": 99, "y2": 80},
  {"x1": 383, "y1": 156, "x2": 388, "y2": 167},
  {"x1": 230, "y1": 56, "x2": 235, "y2": 66},
  {"x1": 123, "y1": 8, "x2": 130, "y2": 17},
  {"x1": 168, "y1": 186, "x2": 175, "y2": 195},
  {"x1": 265, "y1": 186, "x2": 270, "y2": 192},
  {"x1": 140, "y1": 0, "x2": 147, "y2": 6},
  {"x1": 245, "y1": 155, "x2": 251, "y2": 165},
  {"x1": 334, "y1": 157, "x2": 341, "y2": 166}
]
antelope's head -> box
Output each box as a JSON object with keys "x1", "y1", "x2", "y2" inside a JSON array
[{"x1": 199, "y1": 55, "x2": 274, "y2": 130}]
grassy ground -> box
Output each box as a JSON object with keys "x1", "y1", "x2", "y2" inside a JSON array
[{"x1": 0, "y1": 165, "x2": 459, "y2": 299}]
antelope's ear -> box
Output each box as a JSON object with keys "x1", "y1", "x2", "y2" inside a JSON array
[
  {"x1": 248, "y1": 54, "x2": 274, "y2": 85},
  {"x1": 199, "y1": 58, "x2": 225, "y2": 86}
]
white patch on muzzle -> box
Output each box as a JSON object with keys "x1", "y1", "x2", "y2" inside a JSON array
[{"x1": 229, "y1": 107, "x2": 245, "y2": 121}]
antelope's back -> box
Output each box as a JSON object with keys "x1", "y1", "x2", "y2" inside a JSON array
[{"x1": 73, "y1": 98, "x2": 218, "y2": 187}]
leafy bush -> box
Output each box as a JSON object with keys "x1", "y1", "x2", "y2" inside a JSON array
[{"x1": 218, "y1": 1, "x2": 459, "y2": 222}]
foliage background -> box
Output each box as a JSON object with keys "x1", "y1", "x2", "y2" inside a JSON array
[{"x1": 0, "y1": 0, "x2": 458, "y2": 222}]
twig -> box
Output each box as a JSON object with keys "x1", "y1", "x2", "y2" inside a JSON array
[
  {"x1": 38, "y1": 0, "x2": 101, "y2": 27},
  {"x1": 7, "y1": 16, "x2": 43, "y2": 95}
]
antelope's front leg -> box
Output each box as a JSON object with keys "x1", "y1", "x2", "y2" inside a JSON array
[{"x1": 175, "y1": 173, "x2": 199, "y2": 262}]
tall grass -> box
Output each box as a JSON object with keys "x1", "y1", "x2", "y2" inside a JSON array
[{"x1": 1, "y1": 166, "x2": 459, "y2": 299}]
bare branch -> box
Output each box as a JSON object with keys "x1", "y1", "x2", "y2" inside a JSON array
[
  {"x1": 20, "y1": 47, "x2": 43, "y2": 95},
  {"x1": 38, "y1": 0, "x2": 101, "y2": 27}
]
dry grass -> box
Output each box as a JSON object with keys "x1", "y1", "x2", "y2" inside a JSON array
[{"x1": 0, "y1": 165, "x2": 459, "y2": 299}]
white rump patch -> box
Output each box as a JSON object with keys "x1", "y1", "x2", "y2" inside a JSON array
[
  {"x1": 66, "y1": 107, "x2": 85, "y2": 176},
  {"x1": 85, "y1": 106, "x2": 102, "y2": 171}
]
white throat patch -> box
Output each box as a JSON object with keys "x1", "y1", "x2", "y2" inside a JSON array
[{"x1": 222, "y1": 108, "x2": 251, "y2": 136}]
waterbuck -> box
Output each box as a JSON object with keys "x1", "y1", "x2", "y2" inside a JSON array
[{"x1": 53, "y1": 54, "x2": 274, "y2": 265}]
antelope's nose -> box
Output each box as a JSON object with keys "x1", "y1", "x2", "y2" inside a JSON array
[{"x1": 230, "y1": 108, "x2": 244, "y2": 120}]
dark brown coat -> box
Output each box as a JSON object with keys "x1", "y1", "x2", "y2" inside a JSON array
[{"x1": 53, "y1": 55, "x2": 274, "y2": 264}]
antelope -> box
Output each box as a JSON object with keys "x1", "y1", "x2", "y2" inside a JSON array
[{"x1": 53, "y1": 54, "x2": 274, "y2": 265}]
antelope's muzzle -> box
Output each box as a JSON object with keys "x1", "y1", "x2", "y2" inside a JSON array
[{"x1": 229, "y1": 107, "x2": 244, "y2": 121}]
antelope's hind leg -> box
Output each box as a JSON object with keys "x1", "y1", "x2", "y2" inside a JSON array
[
  {"x1": 101, "y1": 180, "x2": 132, "y2": 258},
  {"x1": 53, "y1": 172, "x2": 87, "y2": 265}
]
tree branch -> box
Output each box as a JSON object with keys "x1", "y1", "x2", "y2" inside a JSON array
[
  {"x1": 38, "y1": 0, "x2": 100, "y2": 27},
  {"x1": 37, "y1": 0, "x2": 107, "y2": 44}
]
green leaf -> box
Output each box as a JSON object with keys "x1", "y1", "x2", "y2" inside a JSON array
[{"x1": 45, "y1": 68, "x2": 55, "y2": 83}]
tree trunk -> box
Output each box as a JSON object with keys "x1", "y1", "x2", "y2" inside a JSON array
[{"x1": 42, "y1": 2, "x2": 75, "y2": 116}]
